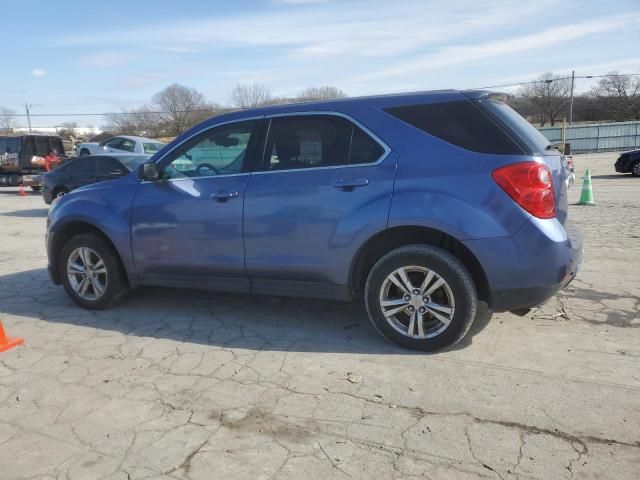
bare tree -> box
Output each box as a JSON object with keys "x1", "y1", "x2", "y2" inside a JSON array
[
  {"x1": 591, "y1": 72, "x2": 640, "y2": 121},
  {"x1": 230, "y1": 83, "x2": 273, "y2": 109},
  {"x1": 57, "y1": 122, "x2": 79, "y2": 142},
  {"x1": 297, "y1": 86, "x2": 347, "y2": 101},
  {"x1": 152, "y1": 83, "x2": 218, "y2": 136},
  {"x1": 0, "y1": 107, "x2": 16, "y2": 131},
  {"x1": 519, "y1": 73, "x2": 571, "y2": 126},
  {"x1": 104, "y1": 105, "x2": 164, "y2": 137}
]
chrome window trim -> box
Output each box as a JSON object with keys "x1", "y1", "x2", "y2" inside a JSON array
[
  {"x1": 145, "y1": 110, "x2": 391, "y2": 182},
  {"x1": 255, "y1": 111, "x2": 391, "y2": 175}
]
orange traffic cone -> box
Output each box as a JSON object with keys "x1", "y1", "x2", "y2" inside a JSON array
[
  {"x1": 18, "y1": 183, "x2": 27, "y2": 197},
  {"x1": 0, "y1": 321, "x2": 23, "y2": 353}
]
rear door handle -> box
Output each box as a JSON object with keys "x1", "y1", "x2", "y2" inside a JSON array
[
  {"x1": 210, "y1": 190, "x2": 239, "y2": 201},
  {"x1": 332, "y1": 177, "x2": 369, "y2": 189}
]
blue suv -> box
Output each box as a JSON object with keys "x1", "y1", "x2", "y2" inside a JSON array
[{"x1": 46, "y1": 90, "x2": 582, "y2": 351}]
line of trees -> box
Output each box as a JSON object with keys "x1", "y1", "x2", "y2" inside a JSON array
[
  {"x1": 104, "y1": 83, "x2": 347, "y2": 138},
  {"x1": 510, "y1": 71, "x2": 640, "y2": 127},
  {"x1": 1, "y1": 72, "x2": 638, "y2": 139}
]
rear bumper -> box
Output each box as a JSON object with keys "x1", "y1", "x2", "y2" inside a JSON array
[{"x1": 464, "y1": 218, "x2": 583, "y2": 312}]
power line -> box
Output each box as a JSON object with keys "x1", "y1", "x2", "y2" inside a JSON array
[
  {"x1": 477, "y1": 72, "x2": 640, "y2": 90},
  {"x1": 5, "y1": 72, "x2": 640, "y2": 119},
  {"x1": 9, "y1": 108, "x2": 232, "y2": 118}
]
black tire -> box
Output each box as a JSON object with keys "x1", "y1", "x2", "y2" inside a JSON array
[
  {"x1": 364, "y1": 244, "x2": 477, "y2": 351},
  {"x1": 59, "y1": 233, "x2": 128, "y2": 309},
  {"x1": 631, "y1": 161, "x2": 640, "y2": 177},
  {"x1": 30, "y1": 186, "x2": 42, "y2": 192},
  {"x1": 79, "y1": 149, "x2": 90, "y2": 157}
]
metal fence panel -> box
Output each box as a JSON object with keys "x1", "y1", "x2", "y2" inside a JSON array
[{"x1": 538, "y1": 121, "x2": 640, "y2": 153}]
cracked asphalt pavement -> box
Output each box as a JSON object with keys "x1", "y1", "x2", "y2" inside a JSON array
[{"x1": 1, "y1": 152, "x2": 638, "y2": 479}]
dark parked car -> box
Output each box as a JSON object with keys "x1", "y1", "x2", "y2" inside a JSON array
[
  {"x1": 614, "y1": 149, "x2": 640, "y2": 176},
  {"x1": 46, "y1": 90, "x2": 582, "y2": 351},
  {"x1": 42, "y1": 154, "x2": 150, "y2": 204}
]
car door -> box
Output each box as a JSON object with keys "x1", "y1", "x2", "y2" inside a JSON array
[
  {"x1": 96, "y1": 156, "x2": 128, "y2": 183},
  {"x1": 67, "y1": 157, "x2": 97, "y2": 189},
  {"x1": 243, "y1": 113, "x2": 396, "y2": 299},
  {"x1": 130, "y1": 119, "x2": 261, "y2": 292}
]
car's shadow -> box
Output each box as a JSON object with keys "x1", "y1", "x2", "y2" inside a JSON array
[
  {"x1": 0, "y1": 208, "x2": 48, "y2": 218},
  {"x1": 0, "y1": 268, "x2": 492, "y2": 354}
]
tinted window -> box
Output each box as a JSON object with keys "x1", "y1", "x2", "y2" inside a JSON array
[
  {"x1": 262, "y1": 115, "x2": 383, "y2": 171},
  {"x1": 384, "y1": 101, "x2": 523, "y2": 155},
  {"x1": 97, "y1": 157, "x2": 127, "y2": 175},
  {"x1": 350, "y1": 126, "x2": 384, "y2": 164},
  {"x1": 479, "y1": 99, "x2": 551, "y2": 154},
  {"x1": 70, "y1": 158, "x2": 95, "y2": 175},
  {"x1": 35, "y1": 136, "x2": 50, "y2": 156},
  {"x1": 163, "y1": 120, "x2": 256, "y2": 179},
  {"x1": 0, "y1": 138, "x2": 19, "y2": 153}
]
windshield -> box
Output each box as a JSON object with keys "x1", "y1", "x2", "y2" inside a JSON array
[
  {"x1": 479, "y1": 99, "x2": 552, "y2": 155},
  {"x1": 117, "y1": 155, "x2": 150, "y2": 171},
  {"x1": 143, "y1": 142, "x2": 165, "y2": 154}
]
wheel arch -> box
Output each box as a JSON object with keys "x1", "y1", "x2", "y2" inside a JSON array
[
  {"x1": 348, "y1": 225, "x2": 490, "y2": 304},
  {"x1": 51, "y1": 220, "x2": 132, "y2": 288}
]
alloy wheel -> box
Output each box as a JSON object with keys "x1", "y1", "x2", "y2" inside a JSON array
[
  {"x1": 66, "y1": 247, "x2": 108, "y2": 301},
  {"x1": 379, "y1": 266, "x2": 455, "y2": 339}
]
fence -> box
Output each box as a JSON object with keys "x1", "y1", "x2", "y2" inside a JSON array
[{"x1": 538, "y1": 121, "x2": 640, "y2": 154}]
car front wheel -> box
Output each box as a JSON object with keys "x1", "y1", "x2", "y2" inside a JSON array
[
  {"x1": 59, "y1": 233, "x2": 127, "y2": 309},
  {"x1": 364, "y1": 244, "x2": 477, "y2": 351},
  {"x1": 631, "y1": 161, "x2": 640, "y2": 177}
]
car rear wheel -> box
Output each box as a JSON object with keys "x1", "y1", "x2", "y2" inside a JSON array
[
  {"x1": 59, "y1": 233, "x2": 127, "y2": 309},
  {"x1": 364, "y1": 244, "x2": 477, "y2": 351},
  {"x1": 632, "y1": 161, "x2": 640, "y2": 177}
]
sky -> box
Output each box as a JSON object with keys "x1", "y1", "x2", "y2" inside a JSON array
[{"x1": 1, "y1": 0, "x2": 639, "y2": 129}]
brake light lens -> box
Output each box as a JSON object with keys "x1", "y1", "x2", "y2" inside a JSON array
[{"x1": 492, "y1": 161, "x2": 556, "y2": 219}]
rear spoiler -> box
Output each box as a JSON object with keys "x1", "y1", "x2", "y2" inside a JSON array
[{"x1": 462, "y1": 90, "x2": 510, "y2": 102}]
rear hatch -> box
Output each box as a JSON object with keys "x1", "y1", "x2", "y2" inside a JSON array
[{"x1": 472, "y1": 94, "x2": 569, "y2": 225}]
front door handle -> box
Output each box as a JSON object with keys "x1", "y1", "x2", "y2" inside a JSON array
[
  {"x1": 210, "y1": 190, "x2": 239, "y2": 202},
  {"x1": 332, "y1": 177, "x2": 369, "y2": 189}
]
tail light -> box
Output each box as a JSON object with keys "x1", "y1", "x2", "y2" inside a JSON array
[{"x1": 492, "y1": 161, "x2": 556, "y2": 219}]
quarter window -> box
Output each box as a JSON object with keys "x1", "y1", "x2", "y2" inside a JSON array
[
  {"x1": 262, "y1": 115, "x2": 384, "y2": 171},
  {"x1": 162, "y1": 120, "x2": 257, "y2": 179},
  {"x1": 384, "y1": 101, "x2": 524, "y2": 155}
]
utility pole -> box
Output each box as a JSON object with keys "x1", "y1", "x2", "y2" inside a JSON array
[
  {"x1": 24, "y1": 103, "x2": 32, "y2": 132},
  {"x1": 568, "y1": 70, "x2": 575, "y2": 125}
]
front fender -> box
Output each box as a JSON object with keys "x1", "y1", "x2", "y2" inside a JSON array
[{"x1": 48, "y1": 177, "x2": 138, "y2": 284}]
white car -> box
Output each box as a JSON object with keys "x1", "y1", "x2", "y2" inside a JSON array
[{"x1": 76, "y1": 136, "x2": 165, "y2": 157}]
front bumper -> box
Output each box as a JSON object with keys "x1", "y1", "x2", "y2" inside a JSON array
[{"x1": 464, "y1": 218, "x2": 583, "y2": 312}]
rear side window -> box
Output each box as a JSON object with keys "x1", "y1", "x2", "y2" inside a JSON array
[
  {"x1": 70, "y1": 158, "x2": 96, "y2": 175},
  {"x1": 384, "y1": 101, "x2": 524, "y2": 155},
  {"x1": 262, "y1": 115, "x2": 385, "y2": 171}
]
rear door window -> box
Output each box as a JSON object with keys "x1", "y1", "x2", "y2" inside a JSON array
[
  {"x1": 71, "y1": 157, "x2": 96, "y2": 176},
  {"x1": 384, "y1": 101, "x2": 524, "y2": 155},
  {"x1": 260, "y1": 114, "x2": 385, "y2": 171}
]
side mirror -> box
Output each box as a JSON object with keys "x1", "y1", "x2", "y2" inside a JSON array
[{"x1": 139, "y1": 162, "x2": 160, "y2": 181}]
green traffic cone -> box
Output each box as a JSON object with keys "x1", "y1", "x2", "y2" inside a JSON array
[{"x1": 577, "y1": 169, "x2": 595, "y2": 206}]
